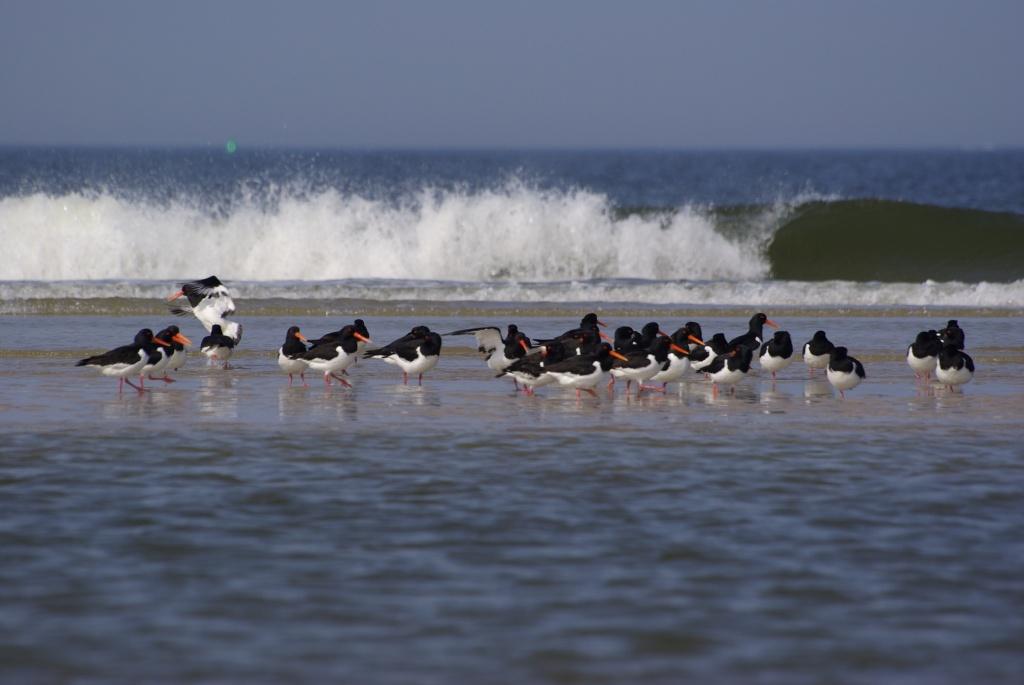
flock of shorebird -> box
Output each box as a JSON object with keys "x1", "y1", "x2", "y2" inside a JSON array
[{"x1": 75, "y1": 276, "x2": 977, "y2": 398}]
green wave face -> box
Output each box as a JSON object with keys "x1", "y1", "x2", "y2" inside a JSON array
[{"x1": 767, "y1": 200, "x2": 1024, "y2": 282}]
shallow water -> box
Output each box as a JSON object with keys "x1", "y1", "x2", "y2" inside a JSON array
[{"x1": 1, "y1": 313, "x2": 1023, "y2": 683}]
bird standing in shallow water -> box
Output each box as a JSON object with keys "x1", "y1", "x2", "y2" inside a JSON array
[
  {"x1": 936, "y1": 344, "x2": 974, "y2": 390},
  {"x1": 906, "y1": 330, "x2": 942, "y2": 381},
  {"x1": 277, "y1": 326, "x2": 310, "y2": 386},
  {"x1": 803, "y1": 330, "x2": 835, "y2": 377},
  {"x1": 826, "y1": 346, "x2": 866, "y2": 399},
  {"x1": 76, "y1": 328, "x2": 171, "y2": 393},
  {"x1": 200, "y1": 324, "x2": 236, "y2": 369},
  {"x1": 759, "y1": 330, "x2": 794, "y2": 382}
]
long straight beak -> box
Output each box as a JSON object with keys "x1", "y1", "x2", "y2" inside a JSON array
[
  {"x1": 610, "y1": 350, "x2": 629, "y2": 362},
  {"x1": 355, "y1": 332, "x2": 371, "y2": 343},
  {"x1": 688, "y1": 334, "x2": 705, "y2": 346},
  {"x1": 166, "y1": 290, "x2": 184, "y2": 302},
  {"x1": 670, "y1": 343, "x2": 689, "y2": 355},
  {"x1": 172, "y1": 332, "x2": 193, "y2": 346}
]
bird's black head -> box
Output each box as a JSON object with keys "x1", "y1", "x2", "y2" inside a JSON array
[
  {"x1": 581, "y1": 313, "x2": 599, "y2": 326},
  {"x1": 946, "y1": 319, "x2": 959, "y2": 328},
  {"x1": 410, "y1": 325, "x2": 431, "y2": 337},
  {"x1": 685, "y1": 321, "x2": 703, "y2": 339},
  {"x1": 135, "y1": 328, "x2": 155, "y2": 344},
  {"x1": 353, "y1": 319, "x2": 370, "y2": 337},
  {"x1": 813, "y1": 330, "x2": 828, "y2": 340},
  {"x1": 198, "y1": 276, "x2": 223, "y2": 287},
  {"x1": 506, "y1": 324, "x2": 519, "y2": 337},
  {"x1": 830, "y1": 346, "x2": 849, "y2": 361},
  {"x1": 772, "y1": 330, "x2": 790, "y2": 343},
  {"x1": 613, "y1": 326, "x2": 635, "y2": 351},
  {"x1": 710, "y1": 333, "x2": 729, "y2": 351}
]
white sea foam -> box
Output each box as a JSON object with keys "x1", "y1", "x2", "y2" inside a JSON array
[
  {"x1": 1, "y1": 278, "x2": 1021, "y2": 309},
  {"x1": 0, "y1": 185, "x2": 767, "y2": 282}
]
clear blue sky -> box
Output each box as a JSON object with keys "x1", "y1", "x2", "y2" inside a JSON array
[{"x1": 2, "y1": 0, "x2": 1021, "y2": 148}]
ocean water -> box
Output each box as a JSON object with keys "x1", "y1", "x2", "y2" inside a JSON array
[{"x1": 2, "y1": 149, "x2": 1024, "y2": 683}]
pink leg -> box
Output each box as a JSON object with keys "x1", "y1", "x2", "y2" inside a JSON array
[
  {"x1": 607, "y1": 377, "x2": 615, "y2": 390},
  {"x1": 403, "y1": 372, "x2": 408, "y2": 385},
  {"x1": 331, "y1": 373, "x2": 352, "y2": 387},
  {"x1": 584, "y1": 388, "x2": 598, "y2": 397},
  {"x1": 324, "y1": 373, "x2": 332, "y2": 386},
  {"x1": 712, "y1": 383, "x2": 718, "y2": 398},
  {"x1": 138, "y1": 375, "x2": 146, "y2": 391},
  {"x1": 124, "y1": 378, "x2": 144, "y2": 393},
  {"x1": 301, "y1": 372, "x2": 308, "y2": 388},
  {"x1": 575, "y1": 389, "x2": 581, "y2": 400},
  {"x1": 118, "y1": 378, "x2": 124, "y2": 394},
  {"x1": 418, "y1": 374, "x2": 423, "y2": 386},
  {"x1": 288, "y1": 373, "x2": 294, "y2": 386}
]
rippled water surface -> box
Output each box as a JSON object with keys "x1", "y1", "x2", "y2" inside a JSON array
[{"x1": 1, "y1": 314, "x2": 1022, "y2": 683}]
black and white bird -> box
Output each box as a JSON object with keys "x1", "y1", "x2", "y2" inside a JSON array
[
  {"x1": 649, "y1": 324, "x2": 703, "y2": 389},
  {"x1": 163, "y1": 325, "x2": 191, "y2": 377},
  {"x1": 610, "y1": 335, "x2": 688, "y2": 396},
  {"x1": 76, "y1": 328, "x2": 171, "y2": 393},
  {"x1": 936, "y1": 344, "x2": 975, "y2": 390},
  {"x1": 707, "y1": 346, "x2": 753, "y2": 396},
  {"x1": 497, "y1": 341, "x2": 571, "y2": 395},
  {"x1": 826, "y1": 346, "x2": 866, "y2": 398},
  {"x1": 543, "y1": 342, "x2": 629, "y2": 399},
  {"x1": 167, "y1": 275, "x2": 242, "y2": 343},
  {"x1": 277, "y1": 326, "x2": 310, "y2": 386},
  {"x1": 364, "y1": 330, "x2": 443, "y2": 385},
  {"x1": 728, "y1": 313, "x2": 779, "y2": 354},
  {"x1": 444, "y1": 324, "x2": 532, "y2": 375},
  {"x1": 689, "y1": 333, "x2": 730, "y2": 374},
  {"x1": 906, "y1": 330, "x2": 942, "y2": 380},
  {"x1": 759, "y1": 330, "x2": 794, "y2": 381},
  {"x1": 938, "y1": 319, "x2": 965, "y2": 350},
  {"x1": 302, "y1": 324, "x2": 369, "y2": 387},
  {"x1": 802, "y1": 330, "x2": 835, "y2": 376},
  {"x1": 200, "y1": 324, "x2": 236, "y2": 368},
  {"x1": 143, "y1": 327, "x2": 192, "y2": 383}
]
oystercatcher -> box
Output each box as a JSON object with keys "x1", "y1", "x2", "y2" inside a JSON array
[
  {"x1": 76, "y1": 328, "x2": 170, "y2": 393},
  {"x1": 936, "y1": 344, "x2": 974, "y2": 390},
  {"x1": 826, "y1": 346, "x2": 866, "y2": 398},
  {"x1": 802, "y1": 330, "x2": 835, "y2": 377},
  {"x1": 278, "y1": 326, "x2": 310, "y2": 386},
  {"x1": 759, "y1": 330, "x2": 794, "y2": 381},
  {"x1": 906, "y1": 330, "x2": 942, "y2": 381}
]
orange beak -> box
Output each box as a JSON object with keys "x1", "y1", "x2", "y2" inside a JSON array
[
  {"x1": 688, "y1": 334, "x2": 705, "y2": 346},
  {"x1": 765, "y1": 319, "x2": 779, "y2": 329},
  {"x1": 597, "y1": 319, "x2": 608, "y2": 327},
  {"x1": 599, "y1": 331, "x2": 613, "y2": 342},
  {"x1": 172, "y1": 332, "x2": 192, "y2": 346},
  {"x1": 518, "y1": 339, "x2": 530, "y2": 353},
  {"x1": 295, "y1": 331, "x2": 308, "y2": 342},
  {"x1": 153, "y1": 337, "x2": 171, "y2": 347},
  {"x1": 658, "y1": 330, "x2": 669, "y2": 337},
  {"x1": 670, "y1": 343, "x2": 689, "y2": 355},
  {"x1": 610, "y1": 350, "x2": 629, "y2": 362},
  {"x1": 166, "y1": 290, "x2": 184, "y2": 302},
  {"x1": 354, "y1": 332, "x2": 371, "y2": 343}
]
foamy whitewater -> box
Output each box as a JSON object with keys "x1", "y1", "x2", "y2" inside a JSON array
[{"x1": 3, "y1": 148, "x2": 1023, "y2": 308}]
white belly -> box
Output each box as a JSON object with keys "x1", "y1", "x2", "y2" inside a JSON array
[
  {"x1": 650, "y1": 356, "x2": 690, "y2": 383},
  {"x1": 307, "y1": 348, "x2": 355, "y2": 375},
  {"x1": 936, "y1": 364, "x2": 973, "y2": 386},
  {"x1": 396, "y1": 351, "x2": 439, "y2": 376},
  {"x1": 906, "y1": 348, "x2": 937, "y2": 374},
  {"x1": 760, "y1": 351, "x2": 793, "y2": 373},
  {"x1": 710, "y1": 365, "x2": 746, "y2": 386},
  {"x1": 550, "y1": 363, "x2": 606, "y2": 389},
  {"x1": 803, "y1": 347, "x2": 830, "y2": 369},
  {"x1": 827, "y1": 367, "x2": 863, "y2": 391},
  {"x1": 278, "y1": 349, "x2": 309, "y2": 374}
]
